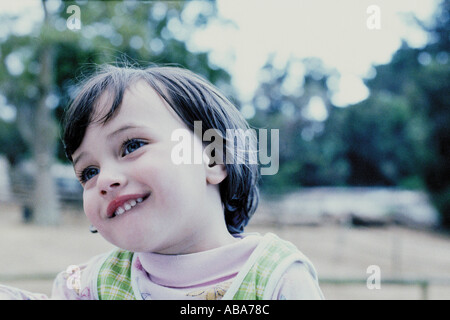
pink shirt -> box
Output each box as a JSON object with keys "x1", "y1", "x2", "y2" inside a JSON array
[{"x1": 0, "y1": 233, "x2": 324, "y2": 300}]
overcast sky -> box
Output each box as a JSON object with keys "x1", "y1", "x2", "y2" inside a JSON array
[{"x1": 191, "y1": 0, "x2": 440, "y2": 116}]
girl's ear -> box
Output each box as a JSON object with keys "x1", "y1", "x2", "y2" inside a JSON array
[{"x1": 203, "y1": 153, "x2": 227, "y2": 185}]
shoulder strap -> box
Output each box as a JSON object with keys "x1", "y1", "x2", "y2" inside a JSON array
[
  {"x1": 97, "y1": 249, "x2": 136, "y2": 300},
  {"x1": 231, "y1": 233, "x2": 307, "y2": 300}
]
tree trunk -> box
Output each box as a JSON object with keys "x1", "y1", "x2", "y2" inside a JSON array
[{"x1": 32, "y1": 0, "x2": 60, "y2": 225}]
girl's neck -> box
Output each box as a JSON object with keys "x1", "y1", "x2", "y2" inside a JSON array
[{"x1": 155, "y1": 185, "x2": 237, "y2": 255}]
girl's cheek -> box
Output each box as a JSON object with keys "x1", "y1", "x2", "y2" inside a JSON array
[{"x1": 83, "y1": 192, "x2": 97, "y2": 221}]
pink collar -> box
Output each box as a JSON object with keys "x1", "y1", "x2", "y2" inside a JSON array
[{"x1": 136, "y1": 234, "x2": 261, "y2": 288}]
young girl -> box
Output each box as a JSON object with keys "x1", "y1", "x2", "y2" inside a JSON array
[{"x1": 1, "y1": 65, "x2": 324, "y2": 300}]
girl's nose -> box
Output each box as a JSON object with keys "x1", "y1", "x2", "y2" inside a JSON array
[
  {"x1": 100, "y1": 182, "x2": 121, "y2": 196},
  {"x1": 97, "y1": 168, "x2": 127, "y2": 196}
]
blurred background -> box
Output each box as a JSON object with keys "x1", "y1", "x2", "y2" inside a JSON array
[{"x1": 0, "y1": 0, "x2": 449, "y2": 299}]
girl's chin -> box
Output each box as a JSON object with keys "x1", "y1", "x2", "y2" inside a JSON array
[{"x1": 102, "y1": 229, "x2": 159, "y2": 252}]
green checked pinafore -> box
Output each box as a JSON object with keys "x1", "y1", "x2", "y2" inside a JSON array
[{"x1": 95, "y1": 233, "x2": 316, "y2": 300}]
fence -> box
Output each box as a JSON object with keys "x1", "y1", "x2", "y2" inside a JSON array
[{"x1": 319, "y1": 277, "x2": 450, "y2": 300}]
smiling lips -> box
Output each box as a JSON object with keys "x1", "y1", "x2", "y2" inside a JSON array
[{"x1": 107, "y1": 193, "x2": 150, "y2": 219}]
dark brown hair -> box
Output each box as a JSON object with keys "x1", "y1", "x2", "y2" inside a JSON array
[{"x1": 63, "y1": 64, "x2": 260, "y2": 233}]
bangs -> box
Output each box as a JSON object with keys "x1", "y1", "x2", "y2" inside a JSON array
[{"x1": 63, "y1": 66, "x2": 141, "y2": 161}]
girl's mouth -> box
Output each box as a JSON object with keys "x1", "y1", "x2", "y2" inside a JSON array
[{"x1": 107, "y1": 193, "x2": 150, "y2": 219}]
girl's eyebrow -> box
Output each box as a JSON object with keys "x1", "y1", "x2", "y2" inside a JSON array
[{"x1": 106, "y1": 124, "x2": 143, "y2": 139}]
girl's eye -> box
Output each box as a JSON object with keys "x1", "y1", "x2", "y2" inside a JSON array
[
  {"x1": 79, "y1": 167, "x2": 99, "y2": 183},
  {"x1": 122, "y1": 139, "x2": 146, "y2": 156}
]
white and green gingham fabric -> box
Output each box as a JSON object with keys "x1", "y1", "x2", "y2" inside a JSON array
[
  {"x1": 230, "y1": 233, "x2": 302, "y2": 300},
  {"x1": 97, "y1": 250, "x2": 135, "y2": 300},
  {"x1": 96, "y1": 233, "x2": 306, "y2": 300}
]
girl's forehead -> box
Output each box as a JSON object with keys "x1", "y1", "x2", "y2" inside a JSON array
[
  {"x1": 89, "y1": 80, "x2": 187, "y2": 132},
  {"x1": 125, "y1": 81, "x2": 186, "y2": 126},
  {"x1": 89, "y1": 81, "x2": 154, "y2": 123}
]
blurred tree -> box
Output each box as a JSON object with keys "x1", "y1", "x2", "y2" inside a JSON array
[
  {"x1": 0, "y1": 119, "x2": 27, "y2": 165},
  {"x1": 0, "y1": 0, "x2": 59, "y2": 225},
  {"x1": 0, "y1": 0, "x2": 233, "y2": 225},
  {"x1": 250, "y1": 0, "x2": 449, "y2": 227},
  {"x1": 412, "y1": 0, "x2": 450, "y2": 227},
  {"x1": 357, "y1": 0, "x2": 450, "y2": 226},
  {"x1": 248, "y1": 56, "x2": 341, "y2": 193},
  {"x1": 325, "y1": 90, "x2": 428, "y2": 187}
]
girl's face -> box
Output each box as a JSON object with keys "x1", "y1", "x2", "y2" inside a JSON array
[{"x1": 71, "y1": 81, "x2": 231, "y2": 254}]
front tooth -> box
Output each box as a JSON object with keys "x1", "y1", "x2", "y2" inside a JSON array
[
  {"x1": 124, "y1": 203, "x2": 132, "y2": 211},
  {"x1": 116, "y1": 207, "x2": 125, "y2": 215},
  {"x1": 129, "y1": 200, "x2": 137, "y2": 207}
]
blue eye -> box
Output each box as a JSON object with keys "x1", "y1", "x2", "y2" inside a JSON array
[
  {"x1": 122, "y1": 139, "x2": 146, "y2": 156},
  {"x1": 79, "y1": 167, "x2": 99, "y2": 183}
]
